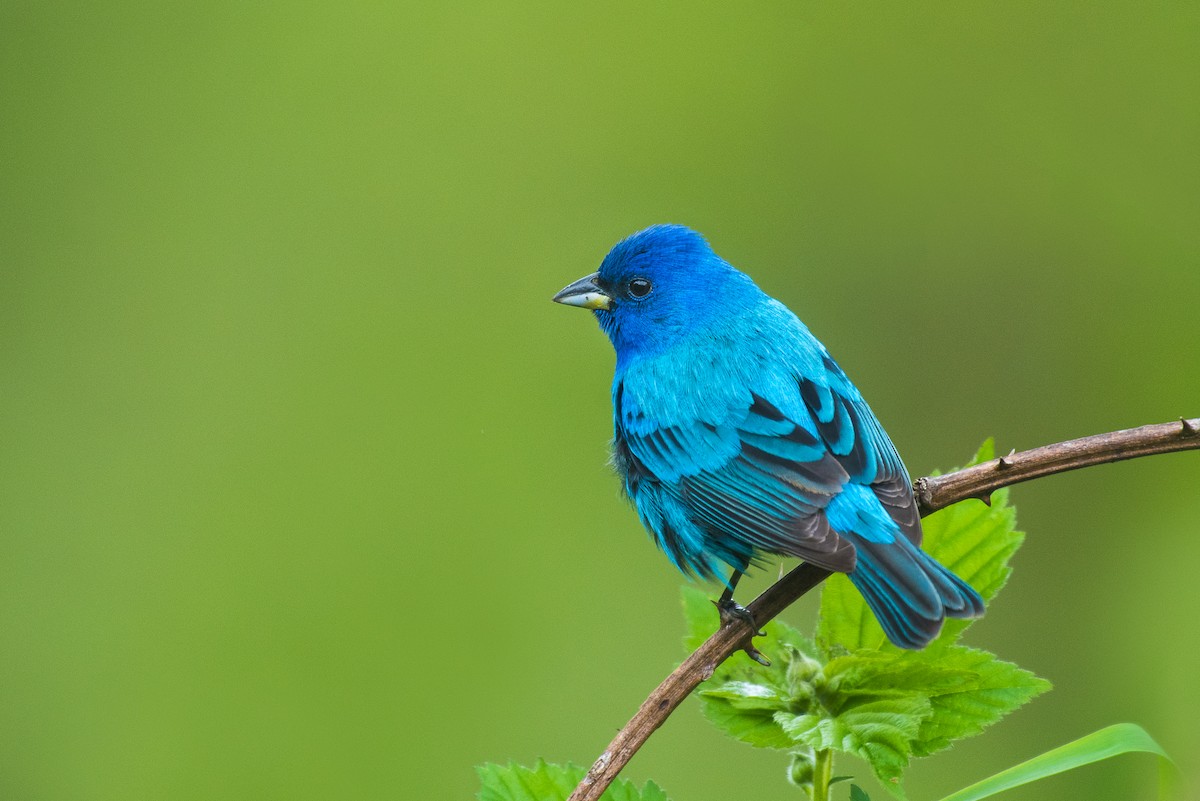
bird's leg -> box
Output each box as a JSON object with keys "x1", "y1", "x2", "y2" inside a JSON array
[
  {"x1": 715, "y1": 569, "x2": 745, "y2": 613},
  {"x1": 713, "y1": 570, "x2": 770, "y2": 666}
]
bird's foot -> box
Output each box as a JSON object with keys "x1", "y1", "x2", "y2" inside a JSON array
[
  {"x1": 714, "y1": 598, "x2": 770, "y2": 667},
  {"x1": 715, "y1": 598, "x2": 761, "y2": 632}
]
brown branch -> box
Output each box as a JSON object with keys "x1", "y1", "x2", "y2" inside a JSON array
[
  {"x1": 567, "y1": 417, "x2": 1200, "y2": 801},
  {"x1": 914, "y1": 418, "x2": 1200, "y2": 513}
]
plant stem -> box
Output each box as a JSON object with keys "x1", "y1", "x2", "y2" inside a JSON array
[{"x1": 812, "y1": 748, "x2": 833, "y2": 801}]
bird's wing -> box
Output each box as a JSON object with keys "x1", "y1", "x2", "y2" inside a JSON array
[
  {"x1": 618, "y1": 383, "x2": 859, "y2": 572},
  {"x1": 800, "y1": 353, "x2": 921, "y2": 544},
  {"x1": 618, "y1": 350, "x2": 919, "y2": 570}
]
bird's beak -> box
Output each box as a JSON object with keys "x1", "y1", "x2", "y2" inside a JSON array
[{"x1": 552, "y1": 272, "x2": 612, "y2": 311}]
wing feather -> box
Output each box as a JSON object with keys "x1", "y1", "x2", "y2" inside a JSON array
[{"x1": 615, "y1": 346, "x2": 920, "y2": 575}]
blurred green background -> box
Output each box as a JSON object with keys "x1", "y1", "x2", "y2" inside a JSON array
[{"x1": 2, "y1": 2, "x2": 1197, "y2": 799}]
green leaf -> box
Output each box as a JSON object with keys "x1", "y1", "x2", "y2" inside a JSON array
[
  {"x1": 823, "y1": 651, "x2": 977, "y2": 699},
  {"x1": 694, "y1": 629, "x2": 823, "y2": 748},
  {"x1": 936, "y1": 723, "x2": 1175, "y2": 801},
  {"x1": 475, "y1": 760, "x2": 670, "y2": 801},
  {"x1": 910, "y1": 646, "x2": 1050, "y2": 757},
  {"x1": 849, "y1": 785, "x2": 873, "y2": 801},
  {"x1": 817, "y1": 440, "x2": 1025, "y2": 656},
  {"x1": 683, "y1": 587, "x2": 824, "y2": 749},
  {"x1": 777, "y1": 693, "x2": 928, "y2": 796},
  {"x1": 699, "y1": 679, "x2": 801, "y2": 749},
  {"x1": 779, "y1": 647, "x2": 1048, "y2": 793},
  {"x1": 776, "y1": 651, "x2": 957, "y2": 795},
  {"x1": 680, "y1": 584, "x2": 717, "y2": 652}
]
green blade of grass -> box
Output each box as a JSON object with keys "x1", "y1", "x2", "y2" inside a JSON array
[{"x1": 937, "y1": 723, "x2": 1175, "y2": 801}]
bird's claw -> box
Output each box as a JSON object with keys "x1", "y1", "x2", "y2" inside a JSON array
[
  {"x1": 714, "y1": 598, "x2": 771, "y2": 666},
  {"x1": 715, "y1": 598, "x2": 764, "y2": 635},
  {"x1": 743, "y1": 645, "x2": 771, "y2": 667}
]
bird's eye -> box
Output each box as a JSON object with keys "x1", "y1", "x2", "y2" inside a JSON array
[{"x1": 628, "y1": 278, "x2": 653, "y2": 298}]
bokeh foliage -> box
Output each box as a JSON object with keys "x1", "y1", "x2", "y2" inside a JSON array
[{"x1": 1, "y1": 2, "x2": 1197, "y2": 800}]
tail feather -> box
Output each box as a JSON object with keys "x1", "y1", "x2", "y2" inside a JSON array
[
  {"x1": 844, "y1": 534, "x2": 984, "y2": 649},
  {"x1": 850, "y1": 561, "x2": 941, "y2": 648}
]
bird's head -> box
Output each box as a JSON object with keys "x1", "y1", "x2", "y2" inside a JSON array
[{"x1": 553, "y1": 224, "x2": 757, "y2": 358}]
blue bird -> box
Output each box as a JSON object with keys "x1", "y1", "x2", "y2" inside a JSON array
[{"x1": 553, "y1": 224, "x2": 984, "y2": 649}]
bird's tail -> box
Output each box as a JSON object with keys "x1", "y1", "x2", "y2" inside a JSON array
[{"x1": 844, "y1": 534, "x2": 985, "y2": 650}]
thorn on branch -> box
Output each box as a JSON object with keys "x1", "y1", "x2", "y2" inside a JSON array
[
  {"x1": 978, "y1": 493, "x2": 993, "y2": 507},
  {"x1": 997, "y1": 450, "x2": 1016, "y2": 470},
  {"x1": 1182, "y1": 417, "x2": 1198, "y2": 436}
]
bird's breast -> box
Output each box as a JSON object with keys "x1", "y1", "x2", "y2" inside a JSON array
[{"x1": 614, "y1": 344, "x2": 758, "y2": 432}]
